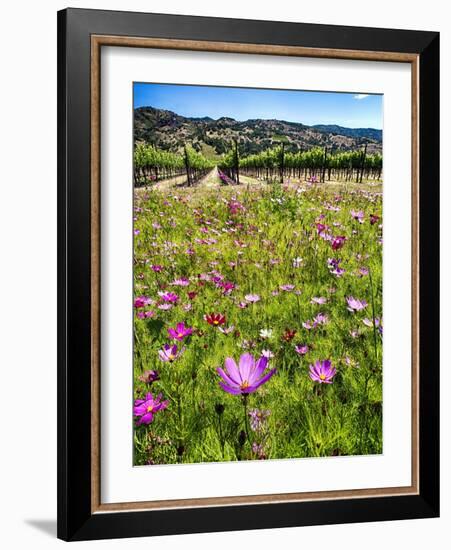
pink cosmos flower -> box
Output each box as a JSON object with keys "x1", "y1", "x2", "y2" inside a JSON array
[
  {"x1": 158, "y1": 291, "x2": 179, "y2": 303},
  {"x1": 327, "y1": 258, "x2": 346, "y2": 277},
  {"x1": 295, "y1": 344, "x2": 309, "y2": 355},
  {"x1": 310, "y1": 297, "x2": 327, "y2": 305},
  {"x1": 351, "y1": 210, "x2": 365, "y2": 223},
  {"x1": 309, "y1": 359, "x2": 337, "y2": 384},
  {"x1": 133, "y1": 392, "x2": 168, "y2": 425},
  {"x1": 346, "y1": 296, "x2": 368, "y2": 312},
  {"x1": 134, "y1": 296, "x2": 152, "y2": 309},
  {"x1": 248, "y1": 409, "x2": 271, "y2": 432},
  {"x1": 331, "y1": 236, "x2": 346, "y2": 250},
  {"x1": 219, "y1": 281, "x2": 236, "y2": 295},
  {"x1": 157, "y1": 303, "x2": 173, "y2": 311},
  {"x1": 316, "y1": 223, "x2": 328, "y2": 235},
  {"x1": 219, "y1": 325, "x2": 235, "y2": 335},
  {"x1": 217, "y1": 353, "x2": 277, "y2": 395},
  {"x1": 280, "y1": 284, "x2": 295, "y2": 292},
  {"x1": 313, "y1": 313, "x2": 329, "y2": 326},
  {"x1": 158, "y1": 343, "x2": 184, "y2": 362},
  {"x1": 138, "y1": 370, "x2": 160, "y2": 384},
  {"x1": 245, "y1": 294, "x2": 260, "y2": 303},
  {"x1": 171, "y1": 277, "x2": 190, "y2": 286},
  {"x1": 167, "y1": 322, "x2": 193, "y2": 341},
  {"x1": 136, "y1": 310, "x2": 155, "y2": 319}
]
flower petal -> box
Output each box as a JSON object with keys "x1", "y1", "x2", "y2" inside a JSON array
[
  {"x1": 250, "y1": 368, "x2": 277, "y2": 391},
  {"x1": 217, "y1": 367, "x2": 240, "y2": 389},
  {"x1": 224, "y1": 357, "x2": 241, "y2": 384},
  {"x1": 219, "y1": 381, "x2": 242, "y2": 395},
  {"x1": 239, "y1": 353, "x2": 255, "y2": 382},
  {"x1": 250, "y1": 355, "x2": 269, "y2": 383}
]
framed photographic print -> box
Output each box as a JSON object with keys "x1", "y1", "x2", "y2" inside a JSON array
[{"x1": 57, "y1": 8, "x2": 440, "y2": 541}]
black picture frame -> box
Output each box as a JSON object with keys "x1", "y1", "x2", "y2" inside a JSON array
[{"x1": 57, "y1": 7, "x2": 439, "y2": 541}]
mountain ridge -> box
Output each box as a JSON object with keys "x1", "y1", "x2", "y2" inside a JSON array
[{"x1": 134, "y1": 106, "x2": 382, "y2": 157}]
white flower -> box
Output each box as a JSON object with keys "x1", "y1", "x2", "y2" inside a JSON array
[
  {"x1": 259, "y1": 329, "x2": 273, "y2": 339},
  {"x1": 292, "y1": 257, "x2": 303, "y2": 268},
  {"x1": 261, "y1": 349, "x2": 274, "y2": 358}
]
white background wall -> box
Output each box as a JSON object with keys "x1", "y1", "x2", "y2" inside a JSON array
[{"x1": 0, "y1": 0, "x2": 448, "y2": 547}]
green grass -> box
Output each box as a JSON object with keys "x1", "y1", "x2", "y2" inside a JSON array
[{"x1": 133, "y1": 181, "x2": 383, "y2": 465}]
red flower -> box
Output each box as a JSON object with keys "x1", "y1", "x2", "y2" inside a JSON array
[
  {"x1": 282, "y1": 328, "x2": 297, "y2": 342},
  {"x1": 204, "y1": 313, "x2": 226, "y2": 327}
]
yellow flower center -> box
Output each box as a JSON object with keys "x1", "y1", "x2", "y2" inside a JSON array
[
  {"x1": 177, "y1": 332, "x2": 184, "y2": 338},
  {"x1": 240, "y1": 380, "x2": 250, "y2": 390},
  {"x1": 146, "y1": 405, "x2": 154, "y2": 413},
  {"x1": 168, "y1": 353, "x2": 176, "y2": 361},
  {"x1": 319, "y1": 374, "x2": 326, "y2": 380},
  {"x1": 213, "y1": 320, "x2": 219, "y2": 325}
]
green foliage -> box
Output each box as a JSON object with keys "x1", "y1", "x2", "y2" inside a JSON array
[{"x1": 133, "y1": 181, "x2": 383, "y2": 465}]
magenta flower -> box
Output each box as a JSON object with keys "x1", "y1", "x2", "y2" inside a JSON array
[
  {"x1": 158, "y1": 344, "x2": 184, "y2": 362},
  {"x1": 331, "y1": 236, "x2": 346, "y2": 250},
  {"x1": 309, "y1": 360, "x2": 337, "y2": 384},
  {"x1": 134, "y1": 296, "x2": 152, "y2": 309},
  {"x1": 158, "y1": 291, "x2": 179, "y2": 303},
  {"x1": 219, "y1": 281, "x2": 236, "y2": 294},
  {"x1": 217, "y1": 353, "x2": 277, "y2": 395},
  {"x1": 295, "y1": 344, "x2": 309, "y2": 355},
  {"x1": 316, "y1": 222, "x2": 327, "y2": 235},
  {"x1": 133, "y1": 392, "x2": 168, "y2": 425},
  {"x1": 167, "y1": 322, "x2": 193, "y2": 341},
  {"x1": 136, "y1": 310, "x2": 155, "y2": 319},
  {"x1": 150, "y1": 264, "x2": 163, "y2": 272},
  {"x1": 346, "y1": 296, "x2": 368, "y2": 312}
]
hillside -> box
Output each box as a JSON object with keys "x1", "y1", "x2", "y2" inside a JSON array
[{"x1": 134, "y1": 106, "x2": 382, "y2": 158}]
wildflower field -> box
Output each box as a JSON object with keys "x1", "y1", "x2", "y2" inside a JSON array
[{"x1": 133, "y1": 175, "x2": 383, "y2": 465}]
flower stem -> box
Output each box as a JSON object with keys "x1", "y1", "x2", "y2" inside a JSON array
[
  {"x1": 242, "y1": 394, "x2": 251, "y2": 447},
  {"x1": 218, "y1": 414, "x2": 225, "y2": 458},
  {"x1": 368, "y1": 268, "x2": 379, "y2": 363}
]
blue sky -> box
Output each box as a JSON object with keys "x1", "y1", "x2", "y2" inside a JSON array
[{"x1": 133, "y1": 83, "x2": 383, "y2": 129}]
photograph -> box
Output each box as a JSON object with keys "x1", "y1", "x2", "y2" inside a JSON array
[{"x1": 132, "y1": 83, "x2": 384, "y2": 466}]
